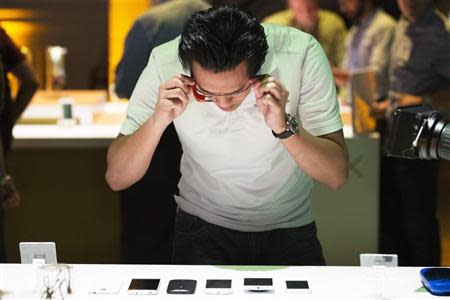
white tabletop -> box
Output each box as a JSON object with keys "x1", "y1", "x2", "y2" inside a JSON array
[{"x1": 0, "y1": 264, "x2": 433, "y2": 299}]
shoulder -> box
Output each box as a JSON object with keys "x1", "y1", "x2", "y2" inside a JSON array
[
  {"x1": 136, "y1": 0, "x2": 210, "y2": 26},
  {"x1": 263, "y1": 23, "x2": 316, "y2": 55},
  {"x1": 151, "y1": 37, "x2": 180, "y2": 64},
  {"x1": 433, "y1": 10, "x2": 450, "y2": 34},
  {"x1": 262, "y1": 10, "x2": 293, "y2": 26},
  {"x1": 373, "y1": 10, "x2": 397, "y2": 31},
  {"x1": 414, "y1": 10, "x2": 450, "y2": 41},
  {"x1": 318, "y1": 9, "x2": 346, "y2": 29}
]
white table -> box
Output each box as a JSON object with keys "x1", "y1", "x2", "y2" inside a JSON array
[{"x1": 0, "y1": 264, "x2": 433, "y2": 299}]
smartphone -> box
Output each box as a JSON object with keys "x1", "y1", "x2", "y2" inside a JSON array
[
  {"x1": 127, "y1": 279, "x2": 160, "y2": 295},
  {"x1": 205, "y1": 279, "x2": 232, "y2": 295},
  {"x1": 244, "y1": 278, "x2": 273, "y2": 292},
  {"x1": 286, "y1": 280, "x2": 310, "y2": 294},
  {"x1": 89, "y1": 280, "x2": 122, "y2": 294},
  {"x1": 167, "y1": 279, "x2": 197, "y2": 294}
]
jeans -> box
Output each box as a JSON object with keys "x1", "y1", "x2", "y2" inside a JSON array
[{"x1": 172, "y1": 209, "x2": 326, "y2": 266}]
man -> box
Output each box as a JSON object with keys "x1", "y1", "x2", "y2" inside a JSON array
[
  {"x1": 377, "y1": 0, "x2": 450, "y2": 266},
  {"x1": 0, "y1": 25, "x2": 39, "y2": 262},
  {"x1": 114, "y1": 0, "x2": 210, "y2": 264},
  {"x1": 334, "y1": 0, "x2": 396, "y2": 101},
  {"x1": 106, "y1": 6, "x2": 348, "y2": 265},
  {"x1": 264, "y1": 0, "x2": 347, "y2": 68}
]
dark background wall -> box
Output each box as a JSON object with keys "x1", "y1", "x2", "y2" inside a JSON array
[{"x1": 0, "y1": 0, "x2": 108, "y2": 89}]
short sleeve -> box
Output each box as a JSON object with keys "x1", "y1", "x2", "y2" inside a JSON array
[
  {"x1": 119, "y1": 52, "x2": 161, "y2": 135},
  {"x1": 298, "y1": 37, "x2": 343, "y2": 136}
]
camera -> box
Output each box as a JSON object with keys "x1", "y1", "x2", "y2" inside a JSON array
[{"x1": 385, "y1": 105, "x2": 450, "y2": 161}]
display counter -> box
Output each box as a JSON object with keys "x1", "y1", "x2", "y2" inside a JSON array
[
  {"x1": 4, "y1": 92, "x2": 379, "y2": 265},
  {"x1": 0, "y1": 264, "x2": 434, "y2": 299}
]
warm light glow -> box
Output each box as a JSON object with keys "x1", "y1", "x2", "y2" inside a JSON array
[
  {"x1": 108, "y1": 0, "x2": 151, "y2": 88},
  {"x1": 0, "y1": 8, "x2": 35, "y2": 20},
  {"x1": 1, "y1": 21, "x2": 37, "y2": 47}
]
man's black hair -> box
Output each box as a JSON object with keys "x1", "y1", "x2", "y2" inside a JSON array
[{"x1": 178, "y1": 5, "x2": 268, "y2": 76}]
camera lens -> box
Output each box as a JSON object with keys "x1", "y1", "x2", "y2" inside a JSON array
[
  {"x1": 437, "y1": 123, "x2": 450, "y2": 160},
  {"x1": 418, "y1": 112, "x2": 450, "y2": 160}
]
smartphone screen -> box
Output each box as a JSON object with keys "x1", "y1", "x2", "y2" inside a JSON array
[
  {"x1": 128, "y1": 279, "x2": 160, "y2": 290},
  {"x1": 244, "y1": 278, "x2": 273, "y2": 286},
  {"x1": 206, "y1": 279, "x2": 232, "y2": 289},
  {"x1": 286, "y1": 280, "x2": 309, "y2": 289}
]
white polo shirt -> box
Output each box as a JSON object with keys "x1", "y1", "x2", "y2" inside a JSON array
[{"x1": 120, "y1": 24, "x2": 343, "y2": 232}]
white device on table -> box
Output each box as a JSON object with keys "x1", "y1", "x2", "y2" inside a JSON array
[
  {"x1": 244, "y1": 278, "x2": 273, "y2": 292},
  {"x1": 285, "y1": 280, "x2": 310, "y2": 294},
  {"x1": 205, "y1": 279, "x2": 232, "y2": 295},
  {"x1": 127, "y1": 279, "x2": 160, "y2": 295},
  {"x1": 360, "y1": 253, "x2": 398, "y2": 267},
  {"x1": 89, "y1": 280, "x2": 122, "y2": 294},
  {"x1": 19, "y1": 242, "x2": 57, "y2": 264}
]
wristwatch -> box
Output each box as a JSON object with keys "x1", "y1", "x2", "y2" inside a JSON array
[{"x1": 272, "y1": 113, "x2": 299, "y2": 139}]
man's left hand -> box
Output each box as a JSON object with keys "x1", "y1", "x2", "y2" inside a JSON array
[
  {"x1": 252, "y1": 76, "x2": 290, "y2": 134},
  {"x1": 396, "y1": 94, "x2": 423, "y2": 107}
]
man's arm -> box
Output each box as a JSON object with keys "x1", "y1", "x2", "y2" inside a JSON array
[
  {"x1": 391, "y1": 86, "x2": 450, "y2": 113},
  {"x1": 106, "y1": 117, "x2": 168, "y2": 191},
  {"x1": 255, "y1": 83, "x2": 349, "y2": 189},
  {"x1": 254, "y1": 37, "x2": 348, "y2": 189},
  {"x1": 332, "y1": 17, "x2": 347, "y2": 68},
  {"x1": 281, "y1": 129, "x2": 348, "y2": 190},
  {"x1": 106, "y1": 74, "x2": 193, "y2": 191},
  {"x1": 10, "y1": 60, "x2": 39, "y2": 123}
]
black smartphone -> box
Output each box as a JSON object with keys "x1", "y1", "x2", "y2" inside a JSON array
[
  {"x1": 286, "y1": 280, "x2": 310, "y2": 294},
  {"x1": 167, "y1": 279, "x2": 197, "y2": 294},
  {"x1": 205, "y1": 279, "x2": 232, "y2": 295},
  {"x1": 128, "y1": 279, "x2": 160, "y2": 295}
]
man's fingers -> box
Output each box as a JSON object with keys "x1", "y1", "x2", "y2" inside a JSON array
[
  {"x1": 256, "y1": 93, "x2": 283, "y2": 111},
  {"x1": 259, "y1": 84, "x2": 288, "y2": 103},
  {"x1": 179, "y1": 74, "x2": 195, "y2": 85},
  {"x1": 254, "y1": 76, "x2": 289, "y2": 103},
  {"x1": 161, "y1": 76, "x2": 191, "y2": 94},
  {"x1": 162, "y1": 88, "x2": 189, "y2": 104}
]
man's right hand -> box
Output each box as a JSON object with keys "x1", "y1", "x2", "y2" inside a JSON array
[
  {"x1": 153, "y1": 74, "x2": 194, "y2": 127},
  {"x1": 332, "y1": 67, "x2": 349, "y2": 88},
  {"x1": 0, "y1": 175, "x2": 21, "y2": 209}
]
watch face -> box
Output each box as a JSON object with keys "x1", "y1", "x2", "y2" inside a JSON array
[{"x1": 289, "y1": 115, "x2": 299, "y2": 133}]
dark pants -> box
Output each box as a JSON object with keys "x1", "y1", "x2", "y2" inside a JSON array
[
  {"x1": 379, "y1": 156, "x2": 441, "y2": 266},
  {"x1": 120, "y1": 123, "x2": 181, "y2": 264},
  {"x1": 172, "y1": 209, "x2": 326, "y2": 266},
  {"x1": 0, "y1": 98, "x2": 12, "y2": 263},
  {"x1": 0, "y1": 207, "x2": 5, "y2": 263}
]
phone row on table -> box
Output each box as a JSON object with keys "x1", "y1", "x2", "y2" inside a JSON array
[{"x1": 128, "y1": 278, "x2": 310, "y2": 295}]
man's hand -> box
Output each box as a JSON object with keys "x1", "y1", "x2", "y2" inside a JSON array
[
  {"x1": 396, "y1": 94, "x2": 423, "y2": 107},
  {"x1": 332, "y1": 67, "x2": 349, "y2": 88},
  {"x1": 0, "y1": 175, "x2": 20, "y2": 209},
  {"x1": 153, "y1": 74, "x2": 194, "y2": 127},
  {"x1": 372, "y1": 100, "x2": 389, "y2": 120},
  {"x1": 252, "y1": 76, "x2": 290, "y2": 133}
]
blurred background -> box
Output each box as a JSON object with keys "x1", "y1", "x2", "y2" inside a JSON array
[{"x1": 0, "y1": 0, "x2": 449, "y2": 266}]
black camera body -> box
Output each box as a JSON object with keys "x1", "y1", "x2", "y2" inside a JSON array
[{"x1": 385, "y1": 105, "x2": 450, "y2": 161}]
